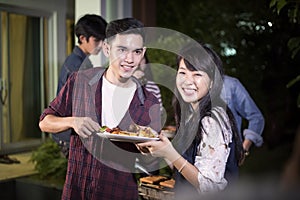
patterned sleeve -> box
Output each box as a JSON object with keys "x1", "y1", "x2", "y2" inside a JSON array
[{"x1": 194, "y1": 115, "x2": 232, "y2": 193}]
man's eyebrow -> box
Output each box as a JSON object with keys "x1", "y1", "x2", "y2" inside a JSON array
[
  {"x1": 115, "y1": 45, "x2": 127, "y2": 49},
  {"x1": 115, "y1": 45, "x2": 144, "y2": 51},
  {"x1": 134, "y1": 48, "x2": 144, "y2": 51}
]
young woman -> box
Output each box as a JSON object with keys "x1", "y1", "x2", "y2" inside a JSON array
[{"x1": 137, "y1": 42, "x2": 243, "y2": 198}]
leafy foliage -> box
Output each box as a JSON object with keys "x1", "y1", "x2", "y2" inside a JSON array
[
  {"x1": 270, "y1": 0, "x2": 300, "y2": 23},
  {"x1": 270, "y1": 0, "x2": 300, "y2": 107},
  {"x1": 30, "y1": 139, "x2": 67, "y2": 181}
]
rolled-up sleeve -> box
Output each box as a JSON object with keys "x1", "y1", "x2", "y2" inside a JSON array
[{"x1": 231, "y1": 77, "x2": 265, "y2": 146}]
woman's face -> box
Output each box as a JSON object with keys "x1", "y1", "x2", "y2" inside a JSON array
[{"x1": 176, "y1": 59, "x2": 211, "y2": 110}]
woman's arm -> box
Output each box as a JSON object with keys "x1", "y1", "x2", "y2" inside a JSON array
[{"x1": 137, "y1": 135, "x2": 200, "y2": 188}]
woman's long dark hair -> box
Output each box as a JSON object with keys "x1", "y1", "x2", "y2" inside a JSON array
[{"x1": 172, "y1": 42, "x2": 243, "y2": 164}]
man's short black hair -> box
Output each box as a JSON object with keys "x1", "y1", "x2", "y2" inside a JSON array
[
  {"x1": 106, "y1": 17, "x2": 145, "y2": 43},
  {"x1": 75, "y1": 14, "x2": 107, "y2": 44}
]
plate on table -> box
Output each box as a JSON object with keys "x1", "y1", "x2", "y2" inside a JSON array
[{"x1": 96, "y1": 132, "x2": 160, "y2": 143}]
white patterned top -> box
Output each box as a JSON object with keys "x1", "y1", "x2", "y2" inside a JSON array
[{"x1": 194, "y1": 107, "x2": 233, "y2": 193}]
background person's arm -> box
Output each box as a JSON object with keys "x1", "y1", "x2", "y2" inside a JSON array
[{"x1": 233, "y1": 78, "x2": 265, "y2": 149}]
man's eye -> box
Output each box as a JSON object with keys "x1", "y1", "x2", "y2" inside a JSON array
[
  {"x1": 135, "y1": 50, "x2": 142, "y2": 55},
  {"x1": 118, "y1": 48, "x2": 125, "y2": 52}
]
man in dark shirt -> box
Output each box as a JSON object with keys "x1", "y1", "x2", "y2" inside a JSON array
[
  {"x1": 53, "y1": 14, "x2": 107, "y2": 157},
  {"x1": 39, "y1": 18, "x2": 161, "y2": 200}
]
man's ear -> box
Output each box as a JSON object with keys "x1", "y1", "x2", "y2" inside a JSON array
[
  {"x1": 103, "y1": 41, "x2": 110, "y2": 57},
  {"x1": 79, "y1": 35, "x2": 87, "y2": 44},
  {"x1": 142, "y1": 47, "x2": 147, "y2": 57}
]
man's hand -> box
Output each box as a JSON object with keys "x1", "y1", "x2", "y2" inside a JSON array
[
  {"x1": 72, "y1": 117, "x2": 100, "y2": 138},
  {"x1": 243, "y1": 139, "x2": 252, "y2": 152}
]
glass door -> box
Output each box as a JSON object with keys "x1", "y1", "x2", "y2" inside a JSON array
[{"x1": 0, "y1": 8, "x2": 48, "y2": 154}]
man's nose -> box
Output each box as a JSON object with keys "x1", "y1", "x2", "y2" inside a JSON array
[{"x1": 125, "y1": 52, "x2": 134, "y2": 63}]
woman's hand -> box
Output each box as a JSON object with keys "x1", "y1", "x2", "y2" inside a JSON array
[{"x1": 137, "y1": 134, "x2": 181, "y2": 163}]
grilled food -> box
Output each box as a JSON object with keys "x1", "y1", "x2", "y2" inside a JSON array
[{"x1": 100, "y1": 125, "x2": 158, "y2": 138}]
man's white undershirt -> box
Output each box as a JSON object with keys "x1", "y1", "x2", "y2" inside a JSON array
[{"x1": 101, "y1": 76, "x2": 136, "y2": 128}]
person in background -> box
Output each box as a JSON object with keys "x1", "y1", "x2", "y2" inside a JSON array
[
  {"x1": 39, "y1": 18, "x2": 161, "y2": 199},
  {"x1": 221, "y1": 75, "x2": 265, "y2": 156},
  {"x1": 133, "y1": 54, "x2": 163, "y2": 112},
  {"x1": 137, "y1": 42, "x2": 243, "y2": 199},
  {"x1": 53, "y1": 14, "x2": 107, "y2": 157}
]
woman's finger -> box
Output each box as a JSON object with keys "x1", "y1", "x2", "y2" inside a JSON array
[{"x1": 137, "y1": 141, "x2": 153, "y2": 148}]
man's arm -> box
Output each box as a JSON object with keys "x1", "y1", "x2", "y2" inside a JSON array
[
  {"x1": 232, "y1": 78, "x2": 265, "y2": 149},
  {"x1": 39, "y1": 114, "x2": 100, "y2": 138}
]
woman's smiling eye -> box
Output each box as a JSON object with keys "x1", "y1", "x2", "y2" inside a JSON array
[{"x1": 194, "y1": 73, "x2": 203, "y2": 77}]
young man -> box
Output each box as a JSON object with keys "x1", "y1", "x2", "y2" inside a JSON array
[
  {"x1": 53, "y1": 14, "x2": 107, "y2": 157},
  {"x1": 39, "y1": 18, "x2": 161, "y2": 199}
]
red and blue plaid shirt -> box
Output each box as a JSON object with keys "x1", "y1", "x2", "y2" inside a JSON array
[{"x1": 40, "y1": 67, "x2": 161, "y2": 200}]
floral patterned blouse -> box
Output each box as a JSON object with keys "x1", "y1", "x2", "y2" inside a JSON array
[{"x1": 194, "y1": 107, "x2": 233, "y2": 193}]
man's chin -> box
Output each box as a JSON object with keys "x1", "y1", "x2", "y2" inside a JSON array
[{"x1": 119, "y1": 76, "x2": 130, "y2": 83}]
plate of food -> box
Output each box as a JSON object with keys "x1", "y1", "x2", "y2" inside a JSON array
[{"x1": 96, "y1": 125, "x2": 159, "y2": 143}]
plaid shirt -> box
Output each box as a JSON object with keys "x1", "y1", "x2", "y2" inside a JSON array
[{"x1": 40, "y1": 67, "x2": 161, "y2": 200}]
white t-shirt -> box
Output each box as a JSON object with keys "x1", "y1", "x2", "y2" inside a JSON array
[{"x1": 101, "y1": 76, "x2": 136, "y2": 128}]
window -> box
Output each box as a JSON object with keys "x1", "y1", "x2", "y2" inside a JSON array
[{"x1": 0, "y1": 8, "x2": 49, "y2": 153}]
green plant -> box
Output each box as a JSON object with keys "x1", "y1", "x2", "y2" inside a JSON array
[
  {"x1": 270, "y1": 0, "x2": 300, "y2": 107},
  {"x1": 30, "y1": 139, "x2": 67, "y2": 181}
]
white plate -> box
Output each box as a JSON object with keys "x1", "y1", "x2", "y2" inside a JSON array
[{"x1": 96, "y1": 132, "x2": 160, "y2": 143}]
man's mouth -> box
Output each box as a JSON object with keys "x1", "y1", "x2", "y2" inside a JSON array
[{"x1": 121, "y1": 65, "x2": 135, "y2": 72}]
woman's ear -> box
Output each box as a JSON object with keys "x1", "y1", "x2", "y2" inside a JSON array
[{"x1": 103, "y1": 41, "x2": 110, "y2": 57}]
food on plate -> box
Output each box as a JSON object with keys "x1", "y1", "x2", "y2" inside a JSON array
[
  {"x1": 99, "y1": 125, "x2": 158, "y2": 138},
  {"x1": 161, "y1": 125, "x2": 176, "y2": 138},
  {"x1": 159, "y1": 179, "x2": 175, "y2": 188},
  {"x1": 162, "y1": 125, "x2": 176, "y2": 132},
  {"x1": 139, "y1": 175, "x2": 168, "y2": 184}
]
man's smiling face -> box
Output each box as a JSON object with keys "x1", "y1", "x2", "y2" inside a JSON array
[{"x1": 106, "y1": 34, "x2": 146, "y2": 84}]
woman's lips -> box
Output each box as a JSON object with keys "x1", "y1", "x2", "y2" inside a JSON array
[{"x1": 182, "y1": 87, "x2": 196, "y2": 95}]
